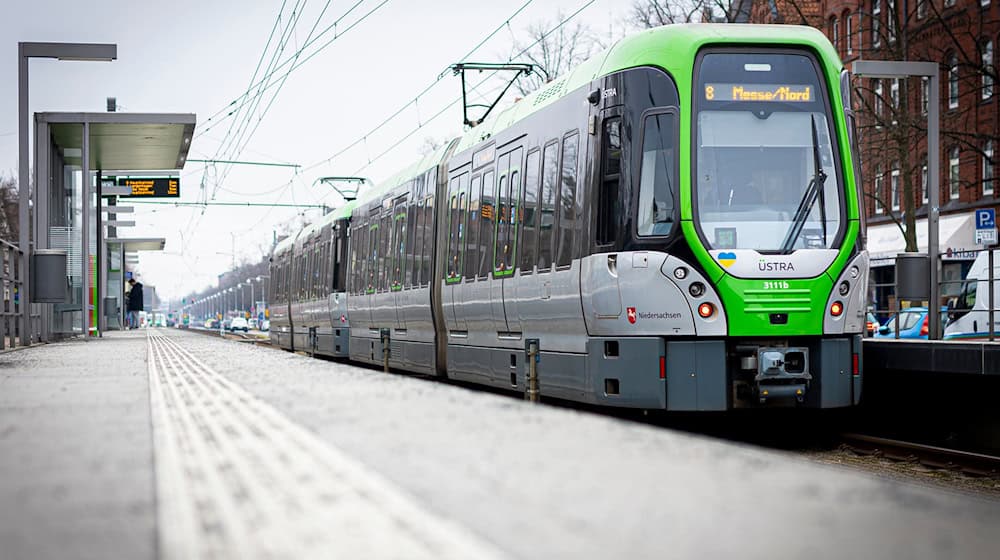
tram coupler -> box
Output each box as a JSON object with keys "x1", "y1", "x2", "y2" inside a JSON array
[
  {"x1": 380, "y1": 328, "x2": 390, "y2": 373},
  {"x1": 525, "y1": 339, "x2": 540, "y2": 403}
]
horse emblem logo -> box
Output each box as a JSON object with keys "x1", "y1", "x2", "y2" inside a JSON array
[{"x1": 627, "y1": 307, "x2": 637, "y2": 324}]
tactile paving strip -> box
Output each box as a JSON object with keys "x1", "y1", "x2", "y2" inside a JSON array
[{"x1": 147, "y1": 330, "x2": 501, "y2": 560}]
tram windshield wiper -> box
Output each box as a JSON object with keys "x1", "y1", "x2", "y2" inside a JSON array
[{"x1": 779, "y1": 115, "x2": 828, "y2": 254}]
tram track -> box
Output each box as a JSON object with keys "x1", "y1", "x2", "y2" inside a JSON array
[{"x1": 838, "y1": 433, "x2": 1000, "y2": 477}]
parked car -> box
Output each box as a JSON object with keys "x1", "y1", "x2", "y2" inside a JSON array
[
  {"x1": 248, "y1": 318, "x2": 258, "y2": 330},
  {"x1": 229, "y1": 317, "x2": 249, "y2": 333},
  {"x1": 866, "y1": 312, "x2": 879, "y2": 337},
  {"x1": 876, "y1": 307, "x2": 948, "y2": 339},
  {"x1": 261, "y1": 319, "x2": 270, "y2": 332}
]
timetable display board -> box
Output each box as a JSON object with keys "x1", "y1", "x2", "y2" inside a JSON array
[{"x1": 117, "y1": 177, "x2": 180, "y2": 198}]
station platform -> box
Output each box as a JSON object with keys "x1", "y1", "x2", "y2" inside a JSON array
[{"x1": 2, "y1": 329, "x2": 999, "y2": 559}]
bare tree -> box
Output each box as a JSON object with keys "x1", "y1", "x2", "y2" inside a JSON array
[
  {"x1": 846, "y1": 0, "x2": 999, "y2": 251},
  {"x1": 629, "y1": 0, "x2": 750, "y2": 26},
  {"x1": 0, "y1": 174, "x2": 20, "y2": 242},
  {"x1": 513, "y1": 14, "x2": 596, "y2": 96}
]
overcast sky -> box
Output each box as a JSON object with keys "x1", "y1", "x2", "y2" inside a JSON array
[{"x1": 2, "y1": 0, "x2": 632, "y2": 301}]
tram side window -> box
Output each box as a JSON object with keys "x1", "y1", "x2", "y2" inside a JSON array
[
  {"x1": 466, "y1": 175, "x2": 482, "y2": 279},
  {"x1": 412, "y1": 200, "x2": 424, "y2": 287},
  {"x1": 478, "y1": 171, "x2": 495, "y2": 278},
  {"x1": 403, "y1": 203, "x2": 417, "y2": 288},
  {"x1": 422, "y1": 196, "x2": 434, "y2": 285},
  {"x1": 556, "y1": 132, "x2": 579, "y2": 267},
  {"x1": 636, "y1": 112, "x2": 676, "y2": 237},
  {"x1": 367, "y1": 222, "x2": 377, "y2": 292},
  {"x1": 597, "y1": 118, "x2": 622, "y2": 247},
  {"x1": 494, "y1": 166, "x2": 508, "y2": 274},
  {"x1": 393, "y1": 208, "x2": 405, "y2": 289},
  {"x1": 382, "y1": 213, "x2": 393, "y2": 292},
  {"x1": 538, "y1": 142, "x2": 559, "y2": 271},
  {"x1": 520, "y1": 149, "x2": 540, "y2": 273}
]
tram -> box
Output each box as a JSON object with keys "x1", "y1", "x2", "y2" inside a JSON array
[{"x1": 271, "y1": 24, "x2": 868, "y2": 410}]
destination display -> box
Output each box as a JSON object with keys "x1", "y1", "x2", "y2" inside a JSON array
[
  {"x1": 704, "y1": 83, "x2": 813, "y2": 102},
  {"x1": 117, "y1": 177, "x2": 180, "y2": 198}
]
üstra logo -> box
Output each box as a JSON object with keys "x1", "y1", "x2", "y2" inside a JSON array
[
  {"x1": 758, "y1": 259, "x2": 795, "y2": 272},
  {"x1": 717, "y1": 252, "x2": 737, "y2": 268}
]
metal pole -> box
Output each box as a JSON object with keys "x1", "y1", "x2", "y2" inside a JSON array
[
  {"x1": 18, "y1": 45, "x2": 30, "y2": 346},
  {"x1": 526, "y1": 340, "x2": 540, "y2": 402},
  {"x1": 250, "y1": 282, "x2": 255, "y2": 319},
  {"x1": 927, "y1": 69, "x2": 941, "y2": 339},
  {"x1": 990, "y1": 248, "x2": 995, "y2": 342},
  {"x1": 81, "y1": 121, "x2": 90, "y2": 339},
  {"x1": 97, "y1": 169, "x2": 103, "y2": 336}
]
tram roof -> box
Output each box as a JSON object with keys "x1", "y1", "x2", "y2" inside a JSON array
[{"x1": 453, "y1": 23, "x2": 839, "y2": 154}]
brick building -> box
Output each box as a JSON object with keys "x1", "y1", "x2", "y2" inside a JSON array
[{"x1": 751, "y1": 0, "x2": 999, "y2": 313}]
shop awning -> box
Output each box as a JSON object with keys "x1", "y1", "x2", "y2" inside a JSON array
[{"x1": 867, "y1": 213, "x2": 979, "y2": 266}]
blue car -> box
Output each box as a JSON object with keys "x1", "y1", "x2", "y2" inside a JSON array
[{"x1": 875, "y1": 307, "x2": 948, "y2": 339}]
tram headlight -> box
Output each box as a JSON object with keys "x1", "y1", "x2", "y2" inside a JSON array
[
  {"x1": 839, "y1": 280, "x2": 850, "y2": 296},
  {"x1": 673, "y1": 267, "x2": 688, "y2": 280},
  {"x1": 698, "y1": 302, "x2": 715, "y2": 318},
  {"x1": 849, "y1": 265, "x2": 860, "y2": 279},
  {"x1": 689, "y1": 282, "x2": 705, "y2": 297}
]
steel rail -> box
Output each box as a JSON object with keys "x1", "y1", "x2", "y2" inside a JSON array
[{"x1": 840, "y1": 433, "x2": 1000, "y2": 477}]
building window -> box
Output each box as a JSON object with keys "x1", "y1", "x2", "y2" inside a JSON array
[
  {"x1": 983, "y1": 40, "x2": 994, "y2": 100},
  {"x1": 887, "y1": 0, "x2": 896, "y2": 43},
  {"x1": 874, "y1": 79, "x2": 884, "y2": 126},
  {"x1": 872, "y1": 0, "x2": 881, "y2": 48},
  {"x1": 917, "y1": 0, "x2": 927, "y2": 18},
  {"x1": 950, "y1": 147, "x2": 960, "y2": 200},
  {"x1": 949, "y1": 54, "x2": 959, "y2": 109},
  {"x1": 857, "y1": 10, "x2": 864, "y2": 52},
  {"x1": 833, "y1": 18, "x2": 840, "y2": 53},
  {"x1": 921, "y1": 164, "x2": 928, "y2": 204},
  {"x1": 846, "y1": 12, "x2": 853, "y2": 55},
  {"x1": 921, "y1": 77, "x2": 929, "y2": 115},
  {"x1": 875, "y1": 167, "x2": 884, "y2": 214},
  {"x1": 985, "y1": 140, "x2": 995, "y2": 196},
  {"x1": 890, "y1": 166, "x2": 900, "y2": 210},
  {"x1": 890, "y1": 78, "x2": 899, "y2": 123}
]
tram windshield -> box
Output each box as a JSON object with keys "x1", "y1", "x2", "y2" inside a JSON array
[{"x1": 693, "y1": 51, "x2": 842, "y2": 253}]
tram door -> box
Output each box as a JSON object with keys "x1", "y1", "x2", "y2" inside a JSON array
[{"x1": 492, "y1": 146, "x2": 523, "y2": 334}]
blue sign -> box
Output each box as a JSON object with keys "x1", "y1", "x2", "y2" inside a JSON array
[{"x1": 976, "y1": 208, "x2": 995, "y2": 229}]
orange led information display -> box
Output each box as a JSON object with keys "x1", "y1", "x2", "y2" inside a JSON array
[
  {"x1": 704, "y1": 83, "x2": 813, "y2": 102},
  {"x1": 117, "y1": 177, "x2": 180, "y2": 198}
]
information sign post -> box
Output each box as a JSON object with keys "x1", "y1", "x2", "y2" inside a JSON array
[{"x1": 975, "y1": 209, "x2": 997, "y2": 341}]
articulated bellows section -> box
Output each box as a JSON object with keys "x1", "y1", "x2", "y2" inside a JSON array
[{"x1": 146, "y1": 330, "x2": 500, "y2": 559}]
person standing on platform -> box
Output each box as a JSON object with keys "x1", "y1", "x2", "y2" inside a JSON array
[{"x1": 126, "y1": 278, "x2": 144, "y2": 329}]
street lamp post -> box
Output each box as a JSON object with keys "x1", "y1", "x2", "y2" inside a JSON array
[
  {"x1": 247, "y1": 278, "x2": 254, "y2": 319},
  {"x1": 19, "y1": 42, "x2": 117, "y2": 344},
  {"x1": 257, "y1": 275, "x2": 270, "y2": 320}
]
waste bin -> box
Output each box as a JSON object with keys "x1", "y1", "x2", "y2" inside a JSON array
[
  {"x1": 31, "y1": 249, "x2": 68, "y2": 303},
  {"x1": 895, "y1": 253, "x2": 930, "y2": 301}
]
